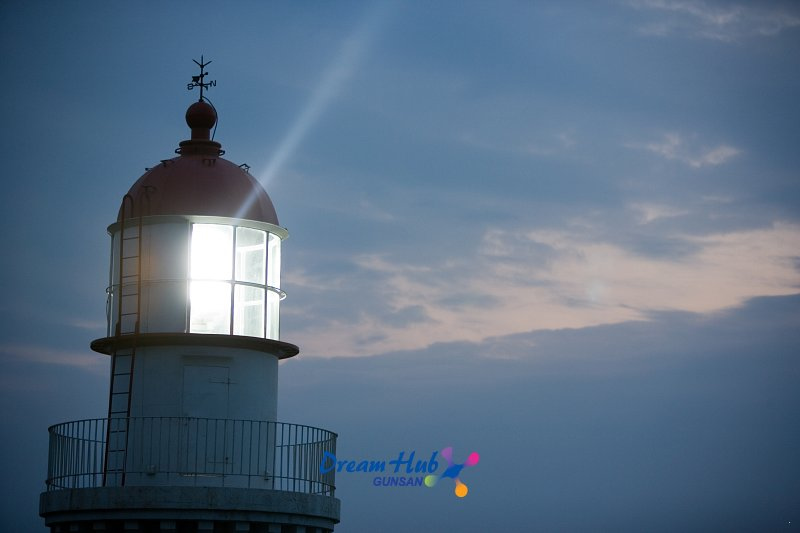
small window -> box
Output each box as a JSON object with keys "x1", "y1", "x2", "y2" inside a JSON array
[
  {"x1": 190, "y1": 281, "x2": 231, "y2": 334},
  {"x1": 267, "y1": 233, "x2": 281, "y2": 288},
  {"x1": 235, "y1": 227, "x2": 266, "y2": 284},
  {"x1": 266, "y1": 289, "x2": 280, "y2": 339},
  {"x1": 234, "y1": 285, "x2": 265, "y2": 337},
  {"x1": 191, "y1": 225, "x2": 233, "y2": 280}
]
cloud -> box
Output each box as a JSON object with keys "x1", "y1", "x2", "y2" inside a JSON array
[
  {"x1": 629, "y1": 0, "x2": 800, "y2": 41},
  {"x1": 691, "y1": 144, "x2": 740, "y2": 167},
  {"x1": 629, "y1": 203, "x2": 689, "y2": 224},
  {"x1": 278, "y1": 294, "x2": 800, "y2": 532},
  {"x1": 626, "y1": 132, "x2": 740, "y2": 167},
  {"x1": 65, "y1": 318, "x2": 107, "y2": 331},
  {"x1": 286, "y1": 220, "x2": 800, "y2": 358},
  {"x1": 458, "y1": 129, "x2": 576, "y2": 158},
  {"x1": 0, "y1": 344, "x2": 106, "y2": 375}
]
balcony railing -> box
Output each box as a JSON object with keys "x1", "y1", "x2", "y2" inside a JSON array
[{"x1": 45, "y1": 418, "x2": 336, "y2": 496}]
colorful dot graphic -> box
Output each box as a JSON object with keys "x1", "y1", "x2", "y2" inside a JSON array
[{"x1": 424, "y1": 446, "x2": 480, "y2": 497}]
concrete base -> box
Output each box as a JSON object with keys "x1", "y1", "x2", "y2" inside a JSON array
[{"x1": 40, "y1": 486, "x2": 340, "y2": 533}]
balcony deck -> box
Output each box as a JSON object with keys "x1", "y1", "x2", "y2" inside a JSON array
[{"x1": 45, "y1": 417, "x2": 337, "y2": 496}]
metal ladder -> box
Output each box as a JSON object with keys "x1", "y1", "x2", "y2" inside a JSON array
[{"x1": 103, "y1": 194, "x2": 143, "y2": 486}]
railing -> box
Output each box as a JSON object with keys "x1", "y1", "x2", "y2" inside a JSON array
[{"x1": 46, "y1": 418, "x2": 336, "y2": 496}]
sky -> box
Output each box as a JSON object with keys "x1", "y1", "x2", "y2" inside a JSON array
[{"x1": 0, "y1": 1, "x2": 798, "y2": 531}]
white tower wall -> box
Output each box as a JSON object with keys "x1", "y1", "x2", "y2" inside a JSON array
[{"x1": 129, "y1": 345, "x2": 279, "y2": 421}]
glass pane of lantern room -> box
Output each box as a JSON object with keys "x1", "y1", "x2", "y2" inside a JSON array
[
  {"x1": 190, "y1": 281, "x2": 231, "y2": 334},
  {"x1": 266, "y1": 289, "x2": 280, "y2": 340},
  {"x1": 191, "y1": 224, "x2": 233, "y2": 280},
  {"x1": 267, "y1": 233, "x2": 281, "y2": 288},
  {"x1": 234, "y1": 285, "x2": 265, "y2": 337},
  {"x1": 235, "y1": 227, "x2": 266, "y2": 284}
]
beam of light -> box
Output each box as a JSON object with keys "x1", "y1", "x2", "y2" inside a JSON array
[{"x1": 236, "y1": 2, "x2": 393, "y2": 221}]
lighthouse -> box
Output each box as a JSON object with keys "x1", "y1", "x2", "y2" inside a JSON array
[{"x1": 40, "y1": 60, "x2": 341, "y2": 532}]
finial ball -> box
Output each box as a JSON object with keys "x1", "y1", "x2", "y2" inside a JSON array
[{"x1": 186, "y1": 101, "x2": 217, "y2": 131}]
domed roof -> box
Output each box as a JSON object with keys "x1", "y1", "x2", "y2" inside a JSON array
[{"x1": 119, "y1": 101, "x2": 279, "y2": 225}]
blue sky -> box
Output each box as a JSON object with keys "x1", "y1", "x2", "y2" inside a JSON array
[{"x1": 1, "y1": 1, "x2": 798, "y2": 531}]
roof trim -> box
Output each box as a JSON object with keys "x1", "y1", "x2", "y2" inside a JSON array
[{"x1": 107, "y1": 215, "x2": 289, "y2": 239}]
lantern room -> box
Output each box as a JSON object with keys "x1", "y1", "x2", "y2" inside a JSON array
[{"x1": 103, "y1": 100, "x2": 288, "y2": 342}]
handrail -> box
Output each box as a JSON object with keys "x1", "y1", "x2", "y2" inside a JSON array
[{"x1": 46, "y1": 418, "x2": 337, "y2": 496}]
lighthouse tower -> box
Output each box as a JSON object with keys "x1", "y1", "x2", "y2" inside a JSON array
[{"x1": 40, "y1": 61, "x2": 340, "y2": 533}]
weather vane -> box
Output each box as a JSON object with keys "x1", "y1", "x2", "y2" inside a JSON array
[{"x1": 187, "y1": 55, "x2": 216, "y2": 101}]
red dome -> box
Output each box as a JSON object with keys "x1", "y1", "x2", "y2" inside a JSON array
[
  {"x1": 120, "y1": 156, "x2": 279, "y2": 224},
  {"x1": 118, "y1": 102, "x2": 279, "y2": 225}
]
